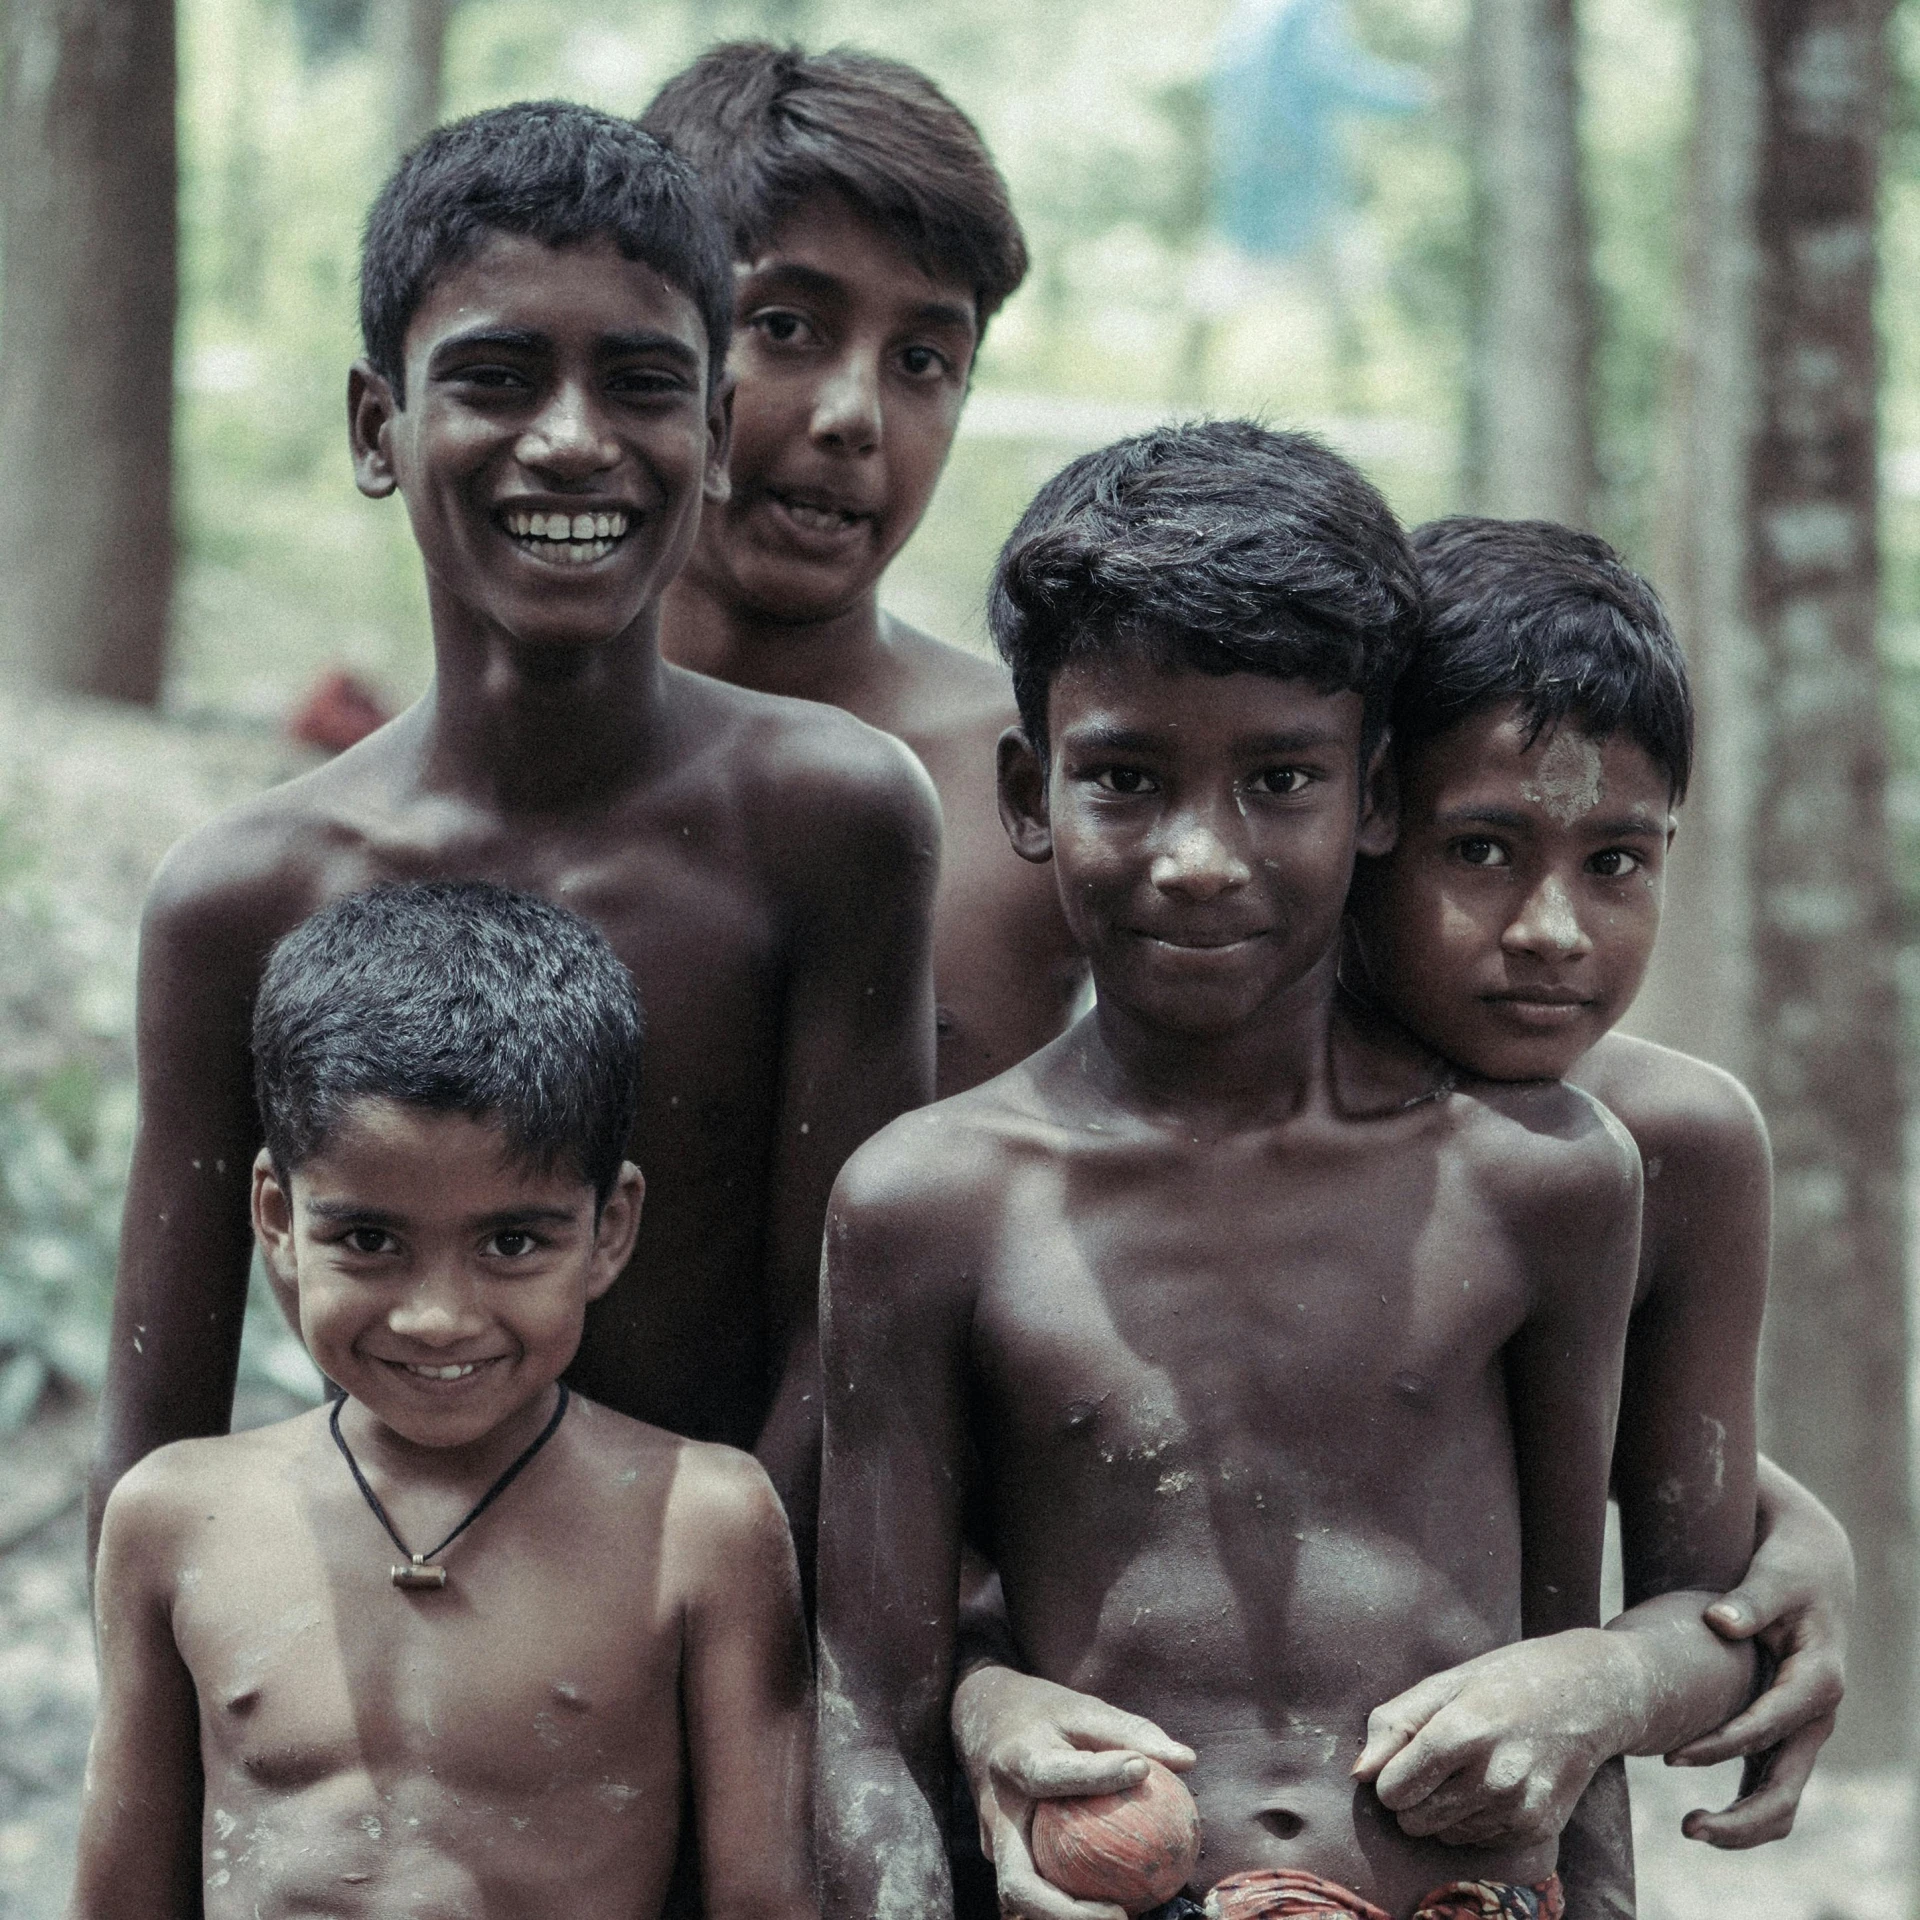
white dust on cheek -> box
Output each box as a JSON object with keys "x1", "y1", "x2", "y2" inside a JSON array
[{"x1": 1521, "y1": 731, "x2": 1604, "y2": 826}]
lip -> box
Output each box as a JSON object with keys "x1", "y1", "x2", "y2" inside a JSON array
[
  {"x1": 374, "y1": 1354, "x2": 511, "y2": 1388},
  {"x1": 1135, "y1": 929, "x2": 1269, "y2": 954},
  {"x1": 753, "y1": 484, "x2": 879, "y2": 555},
  {"x1": 1480, "y1": 991, "x2": 1597, "y2": 1026}
]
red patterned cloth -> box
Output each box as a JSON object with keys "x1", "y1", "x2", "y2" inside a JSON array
[{"x1": 1200, "y1": 1868, "x2": 1564, "y2": 1920}]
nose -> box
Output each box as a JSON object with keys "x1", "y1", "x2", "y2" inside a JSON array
[
  {"x1": 809, "y1": 348, "x2": 882, "y2": 455},
  {"x1": 1149, "y1": 805, "x2": 1253, "y2": 901},
  {"x1": 386, "y1": 1263, "x2": 486, "y2": 1347},
  {"x1": 516, "y1": 378, "x2": 619, "y2": 480},
  {"x1": 1502, "y1": 872, "x2": 1593, "y2": 962}
]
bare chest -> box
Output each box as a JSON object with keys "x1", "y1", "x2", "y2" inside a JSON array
[
  {"x1": 173, "y1": 1519, "x2": 679, "y2": 1799},
  {"x1": 972, "y1": 1138, "x2": 1533, "y2": 1498}
]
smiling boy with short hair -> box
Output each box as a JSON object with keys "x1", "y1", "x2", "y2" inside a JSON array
[
  {"x1": 71, "y1": 882, "x2": 815, "y2": 1920},
  {"x1": 94, "y1": 101, "x2": 940, "y2": 1571},
  {"x1": 645, "y1": 45, "x2": 1087, "y2": 1096},
  {"x1": 813, "y1": 425, "x2": 1751, "y2": 1920}
]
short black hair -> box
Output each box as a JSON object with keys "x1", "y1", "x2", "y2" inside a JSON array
[
  {"x1": 990, "y1": 420, "x2": 1423, "y2": 759},
  {"x1": 360, "y1": 100, "x2": 733, "y2": 406},
  {"x1": 641, "y1": 42, "x2": 1027, "y2": 333},
  {"x1": 253, "y1": 881, "x2": 644, "y2": 1204},
  {"x1": 1402, "y1": 517, "x2": 1693, "y2": 800}
]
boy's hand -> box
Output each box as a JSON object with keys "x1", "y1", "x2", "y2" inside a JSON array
[
  {"x1": 952, "y1": 1664, "x2": 1197, "y2": 1920},
  {"x1": 1355, "y1": 1631, "x2": 1638, "y2": 1848},
  {"x1": 1664, "y1": 1460, "x2": 1853, "y2": 1848}
]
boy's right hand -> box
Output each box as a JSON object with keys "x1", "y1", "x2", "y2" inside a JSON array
[{"x1": 952, "y1": 1664, "x2": 1197, "y2": 1920}]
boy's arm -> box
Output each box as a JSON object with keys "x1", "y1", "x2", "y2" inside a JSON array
[
  {"x1": 90, "y1": 837, "x2": 292, "y2": 1570},
  {"x1": 682, "y1": 1451, "x2": 818, "y2": 1920},
  {"x1": 68, "y1": 1466, "x2": 204, "y2": 1920},
  {"x1": 1357, "y1": 1109, "x2": 1646, "y2": 1844},
  {"x1": 756, "y1": 743, "x2": 940, "y2": 1563},
  {"x1": 1667, "y1": 1454, "x2": 1851, "y2": 1846},
  {"x1": 815, "y1": 1143, "x2": 969, "y2": 1920}
]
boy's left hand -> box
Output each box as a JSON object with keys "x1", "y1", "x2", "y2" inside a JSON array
[{"x1": 1355, "y1": 1630, "x2": 1635, "y2": 1847}]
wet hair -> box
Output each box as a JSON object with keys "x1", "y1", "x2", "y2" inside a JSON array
[
  {"x1": 359, "y1": 100, "x2": 733, "y2": 406},
  {"x1": 253, "y1": 881, "x2": 644, "y2": 1204},
  {"x1": 641, "y1": 42, "x2": 1027, "y2": 332},
  {"x1": 1401, "y1": 517, "x2": 1693, "y2": 800},
  {"x1": 990, "y1": 420, "x2": 1423, "y2": 758}
]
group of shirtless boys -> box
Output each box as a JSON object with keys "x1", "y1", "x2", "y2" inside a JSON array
[{"x1": 66, "y1": 42, "x2": 1853, "y2": 1920}]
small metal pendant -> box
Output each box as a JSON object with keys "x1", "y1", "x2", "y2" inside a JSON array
[{"x1": 392, "y1": 1558, "x2": 448, "y2": 1591}]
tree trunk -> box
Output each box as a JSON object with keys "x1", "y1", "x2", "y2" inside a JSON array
[
  {"x1": 0, "y1": 0, "x2": 176, "y2": 706},
  {"x1": 380, "y1": 0, "x2": 453, "y2": 158},
  {"x1": 1746, "y1": 0, "x2": 1912, "y2": 1770},
  {"x1": 1630, "y1": 0, "x2": 1763, "y2": 1080},
  {"x1": 1463, "y1": 0, "x2": 1596, "y2": 526}
]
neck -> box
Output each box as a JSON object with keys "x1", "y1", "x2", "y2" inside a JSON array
[
  {"x1": 1081, "y1": 952, "x2": 1344, "y2": 1133},
  {"x1": 336, "y1": 1381, "x2": 564, "y2": 1494},
  {"x1": 422, "y1": 601, "x2": 669, "y2": 813},
  {"x1": 661, "y1": 568, "x2": 890, "y2": 708}
]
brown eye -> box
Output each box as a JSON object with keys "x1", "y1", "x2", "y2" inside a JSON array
[
  {"x1": 1093, "y1": 767, "x2": 1152, "y2": 794},
  {"x1": 1453, "y1": 837, "x2": 1509, "y2": 868},
  {"x1": 1589, "y1": 849, "x2": 1642, "y2": 878}
]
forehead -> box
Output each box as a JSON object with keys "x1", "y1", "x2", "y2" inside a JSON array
[
  {"x1": 404, "y1": 230, "x2": 709, "y2": 370},
  {"x1": 739, "y1": 190, "x2": 977, "y2": 332},
  {"x1": 293, "y1": 1099, "x2": 587, "y2": 1207},
  {"x1": 1400, "y1": 704, "x2": 1672, "y2": 821},
  {"x1": 1048, "y1": 656, "x2": 1366, "y2": 750}
]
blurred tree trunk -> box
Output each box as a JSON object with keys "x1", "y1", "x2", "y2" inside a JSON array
[
  {"x1": 1746, "y1": 0, "x2": 1911, "y2": 1771},
  {"x1": 0, "y1": 0, "x2": 176, "y2": 705},
  {"x1": 1634, "y1": 0, "x2": 1762, "y2": 1078},
  {"x1": 1463, "y1": 0, "x2": 1596, "y2": 525},
  {"x1": 380, "y1": 0, "x2": 453, "y2": 157}
]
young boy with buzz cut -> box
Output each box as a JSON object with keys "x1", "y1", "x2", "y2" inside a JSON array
[
  {"x1": 642, "y1": 43, "x2": 1088, "y2": 1097},
  {"x1": 70, "y1": 882, "x2": 814, "y2": 1920},
  {"x1": 815, "y1": 421, "x2": 1757, "y2": 1920},
  {"x1": 93, "y1": 101, "x2": 941, "y2": 1571},
  {"x1": 955, "y1": 517, "x2": 1852, "y2": 1920}
]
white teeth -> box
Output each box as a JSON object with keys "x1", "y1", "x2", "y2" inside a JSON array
[
  {"x1": 408, "y1": 1362, "x2": 478, "y2": 1380},
  {"x1": 505, "y1": 509, "x2": 629, "y2": 548}
]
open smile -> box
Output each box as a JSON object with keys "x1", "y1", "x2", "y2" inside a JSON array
[
  {"x1": 377, "y1": 1355, "x2": 510, "y2": 1386},
  {"x1": 761, "y1": 487, "x2": 875, "y2": 544},
  {"x1": 501, "y1": 507, "x2": 631, "y2": 566}
]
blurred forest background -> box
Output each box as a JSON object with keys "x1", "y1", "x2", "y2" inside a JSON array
[{"x1": 0, "y1": 0, "x2": 1917, "y2": 1912}]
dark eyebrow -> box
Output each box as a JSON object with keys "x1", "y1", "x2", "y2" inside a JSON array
[
  {"x1": 746, "y1": 262, "x2": 975, "y2": 336},
  {"x1": 301, "y1": 1199, "x2": 581, "y2": 1229},
  {"x1": 1063, "y1": 724, "x2": 1346, "y2": 755},
  {"x1": 1430, "y1": 803, "x2": 1668, "y2": 837},
  {"x1": 428, "y1": 326, "x2": 701, "y2": 371},
  {"x1": 428, "y1": 326, "x2": 545, "y2": 364}
]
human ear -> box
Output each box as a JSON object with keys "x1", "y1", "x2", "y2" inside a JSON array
[
  {"x1": 348, "y1": 360, "x2": 400, "y2": 500},
  {"x1": 586, "y1": 1164, "x2": 645, "y2": 1301},
  {"x1": 997, "y1": 726, "x2": 1053, "y2": 864},
  {"x1": 1356, "y1": 734, "x2": 1399, "y2": 858},
  {"x1": 703, "y1": 371, "x2": 735, "y2": 504},
  {"x1": 251, "y1": 1148, "x2": 299, "y2": 1288}
]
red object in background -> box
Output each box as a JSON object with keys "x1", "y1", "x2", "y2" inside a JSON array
[{"x1": 288, "y1": 670, "x2": 392, "y2": 755}]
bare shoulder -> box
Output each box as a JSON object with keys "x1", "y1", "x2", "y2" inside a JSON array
[
  {"x1": 141, "y1": 709, "x2": 424, "y2": 951},
  {"x1": 879, "y1": 618, "x2": 1019, "y2": 748},
  {"x1": 657, "y1": 1437, "x2": 801, "y2": 1607},
  {"x1": 1570, "y1": 1031, "x2": 1769, "y2": 1174},
  {"x1": 102, "y1": 1412, "x2": 319, "y2": 1556},
  {"x1": 663, "y1": 663, "x2": 940, "y2": 863},
  {"x1": 1450, "y1": 1071, "x2": 1643, "y2": 1220},
  {"x1": 833, "y1": 1062, "x2": 1043, "y2": 1225}
]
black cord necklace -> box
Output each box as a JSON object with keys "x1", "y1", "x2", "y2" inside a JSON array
[{"x1": 329, "y1": 1382, "x2": 570, "y2": 1592}]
